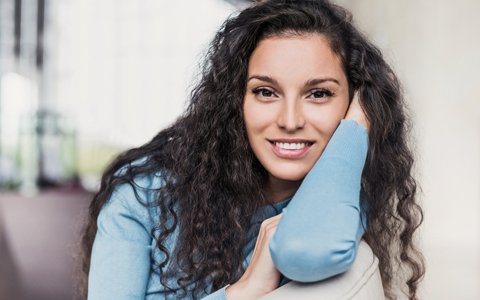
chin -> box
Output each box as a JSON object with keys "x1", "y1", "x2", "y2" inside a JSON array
[{"x1": 268, "y1": 165, "x2": 310, "y2": 182}]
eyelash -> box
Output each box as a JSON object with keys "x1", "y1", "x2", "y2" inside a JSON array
[
  {"x1": 308, "y1": 89, "x2": 334, "y2": 100},
  {"x1": 251, "y1": 87, "x2": 334, "y2": 101},
  {"x1": 252, "y1": 87, "x2": 277, "y2": 98}
]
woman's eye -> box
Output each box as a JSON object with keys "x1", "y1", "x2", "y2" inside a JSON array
[
  {"x1": 309, "y1": 89, "x2": 333, "y2": 100},
  {"x1": 252, "y1": 88, "x2": 276, "y2": 98}
]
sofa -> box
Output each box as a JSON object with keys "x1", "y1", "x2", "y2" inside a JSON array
[
  {"x1": 1, "y1": 190, "x2": 384, "y2": 300},
  {"x1": 261, "y1": 240, "x2": 385, "y2": 300}
]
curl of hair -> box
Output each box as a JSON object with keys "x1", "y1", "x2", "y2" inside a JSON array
[{"x1": 79, "y1": 1, "x2": 425, "y2": 299}]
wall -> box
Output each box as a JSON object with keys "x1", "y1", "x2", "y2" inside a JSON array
[{"x1": 336, "y1": 0, "x2": 480, "y2": 299}]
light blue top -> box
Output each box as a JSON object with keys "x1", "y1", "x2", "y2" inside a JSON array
[{"x1": 88, "y1": 119, "x2": 369, "y2": 299}]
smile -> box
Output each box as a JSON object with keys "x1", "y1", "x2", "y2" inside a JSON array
[
  {"x1": 267, "y1": 139, "x2": 314, "y2": 159},
  {"x1": 274, "y1": 142, "x2": 307, "y2": 150}
]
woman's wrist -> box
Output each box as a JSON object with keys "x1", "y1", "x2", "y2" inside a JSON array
[
  {"x1": 344, "y1": 92, "x2": 370, "y2": 133},
  {"x1": 225, "y1": 278, "x2": 270, "y2": 300},
  {"x1": 343, "y1": 118, "x2": 368, "y2": 132},
  {"x1": 225, "y1": 280, "x2": 249, "y2": 300}
]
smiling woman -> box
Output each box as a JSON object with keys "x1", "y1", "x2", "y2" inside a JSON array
[
  {"x1": 79, "y1": 1, "x2": 424, "y2": 299},
  {"x1": 244, "y1": 34, "x2": 351, "y2": 187}
]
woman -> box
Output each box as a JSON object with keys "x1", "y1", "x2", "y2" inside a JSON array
[{"x1": 80, "y1": 0, "x2": 425, "y2": 299}]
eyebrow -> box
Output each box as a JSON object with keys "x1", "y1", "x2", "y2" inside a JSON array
[
  {"x1": 247, "y1": 75, "x2": 340, "y2": 86},
  {"x1": 305, "y1": 77, "x2": 340, "y2": 86},
  {"x1": 247, "y1": 75, "x2": 279, "y2": 86}
]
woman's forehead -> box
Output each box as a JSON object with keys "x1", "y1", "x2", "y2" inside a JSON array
[{"x1": 247, "y1": 34, "x2": 346, "y2": 86}]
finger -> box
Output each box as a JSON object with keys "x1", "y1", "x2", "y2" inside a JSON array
[
  {"x1": 261, "y1": 213, "x2": 283, "y2": 226},
  {"x1": 352, "y1": 90, "x2": 360, "y2": 103},
  {"x1": 253, "y1": 214, "x2": 283, "y2": 259},
  {"x1": 261, "y1": 213, "x2": 283, "y2": 233},
  {"x1": 250, "y1": 237, "x2": 260, "y2": 262},
  {"x1": 260, "y1": 220, "x2": 281, "y2": 237},
  {"x1": 265, "y1": 218, "x2": 281, "y2": 231},
  {"x1": 250, "y1": 227, "x2": 267, "y2": 261},
  {"x1": 345, "y1": 90, "x2": 369, "y2": 132}
]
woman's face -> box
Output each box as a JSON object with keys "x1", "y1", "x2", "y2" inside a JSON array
[{"x1": 243, "y1": 33, "x2": 350, "y2": 192}]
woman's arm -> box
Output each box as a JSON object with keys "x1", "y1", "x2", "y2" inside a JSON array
[
  {"x1": 88, "y1": 183, "x2": 155, "y2": 299},
  {"x1": 269, "y1": 119, "x2": 369, "y2": 282},
  {"x1": 88, "y1": 177, "x2": 231, "y2": 300}
]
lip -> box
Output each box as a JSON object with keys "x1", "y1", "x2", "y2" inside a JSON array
[{"x1": 267, "y1": 138, "x2": 314, "y2": 159}]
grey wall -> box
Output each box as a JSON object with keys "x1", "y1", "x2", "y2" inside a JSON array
[{"x1": 337, "y1": 0, "x2": 480, "y2": 299}]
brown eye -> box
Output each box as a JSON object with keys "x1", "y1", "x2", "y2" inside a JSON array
[
  {"x1": 310, "y1": 89, "x2": 333, "y2": 99},
  {"x1": 253, "y1": 88, "x2": 276, "y2": 98}
]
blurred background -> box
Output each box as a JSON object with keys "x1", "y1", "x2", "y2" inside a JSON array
[{"x1": 0, "y1": 0, "x2": 478, "y2": 299}]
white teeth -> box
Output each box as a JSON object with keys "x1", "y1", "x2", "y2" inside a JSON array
[{"x1": 275, "y1": 142, "x2": 306, "y2": 150}]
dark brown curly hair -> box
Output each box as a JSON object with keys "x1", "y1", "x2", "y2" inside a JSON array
[{"x1": 79, "y1": 0, "x2": 425, "y2": 299}]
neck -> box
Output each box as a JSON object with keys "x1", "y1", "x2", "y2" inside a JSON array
[{"x1": 265, "y1": 175, "x2": 302, "y2": 204}]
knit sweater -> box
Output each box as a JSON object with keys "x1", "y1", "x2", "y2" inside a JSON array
[{"x1": 88, "y1": 119, "x2": 369, "y2": 299}]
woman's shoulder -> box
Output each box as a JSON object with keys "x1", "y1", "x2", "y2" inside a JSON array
[
  {"x1": 112, "y1": 156, "x2": 167, "y2": 201},
  {"x1": 89, "y1": 158, "x2": 168, "y2": 298},
  {"x1": 98, "y1": 157, "x2": 167, "y2": 238}
]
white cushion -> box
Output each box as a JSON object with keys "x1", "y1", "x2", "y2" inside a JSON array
[{"x1": 260, "y1": 240, "x2": 385, "y2": 300}]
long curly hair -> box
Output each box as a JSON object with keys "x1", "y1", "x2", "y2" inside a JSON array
[{"x1": 79, "y1": 0, "x2": 425, "y2": 299}]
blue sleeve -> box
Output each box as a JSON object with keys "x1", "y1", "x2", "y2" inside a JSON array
[
  {"x1": 200, "y1": 285, "x2": 229, "y2": 300},
  {"x1": 269, "y1": 119, "x2": 369, "y2": 283},
  {"x1": 88, "y1": 176, "x2": 231, "y2": 300},
  {"x1": 88, "y1": 183, "x2": 156, "y2": 300}
]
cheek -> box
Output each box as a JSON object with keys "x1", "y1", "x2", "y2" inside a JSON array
[
  {"x1": 305, "y1": 102, "x2": 348, "y2": 137},
  {"x1": 243, "y1": 98, "x2": 276, "y2": 136}
]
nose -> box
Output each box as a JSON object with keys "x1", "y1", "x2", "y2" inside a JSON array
[{"x1": 276, "y1": 98, "x2": 305, "y2": 132}]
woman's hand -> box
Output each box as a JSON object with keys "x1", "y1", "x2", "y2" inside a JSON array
[
  {"x1": 345, "y1": 91, "x2": 370, "y2": 133},
  {"x1": 225, "y1": 213, "x2": 283, "y2": 300}
]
